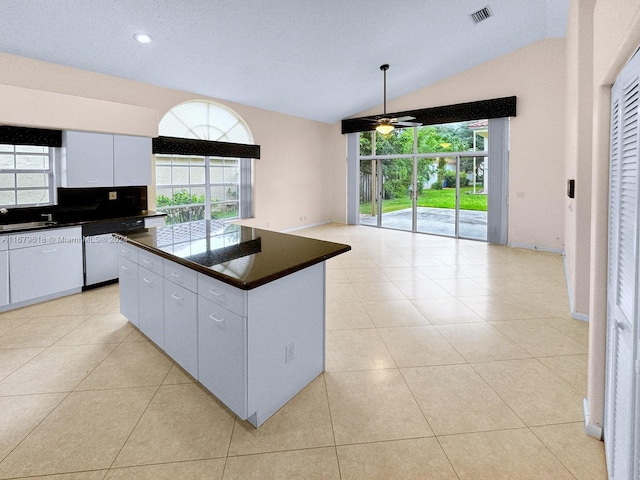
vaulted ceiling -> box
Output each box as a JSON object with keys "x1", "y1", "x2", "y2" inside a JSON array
[{"x1": 0, "y1": 0, "x2": 569, "y2": 123}]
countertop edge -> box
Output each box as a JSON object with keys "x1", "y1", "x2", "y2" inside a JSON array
[
  {"x1": 114, "y1": 231, "x2": 351, "y2": 290},
  {"x1": 0, "y1": 212, "x2": 166, "y2": 235}
]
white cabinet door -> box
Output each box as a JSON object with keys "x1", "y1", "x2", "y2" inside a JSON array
[
  {"x1": 198, "y1": 296, "x2": 247, "y2": 419},
  {"x1": 63, "y1": 131, "x2": 114, "y2": 187},
  {"x1": 113, "y1": 135, "x2": 152, "y2": 186},
  {"x1": 164, "y1": 282, "x2": 198, "y2": 378},
  {"x1": 9, "y1": 238, "x2": 83, "y2": 303},
  {"x1": 64, "y1": 131, "x2": 152, "y2": 187},
  {"x1": 138, "y1": 266, "x2": 164, "y2": 348},
  {"x1": 0, "y1": 250, "x2": 8, "y2": 307},
  {"x1": 119, "y1": 256, "x2": 139, "y2": 327}
]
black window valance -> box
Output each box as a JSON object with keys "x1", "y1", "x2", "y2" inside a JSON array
[
  {"x1": 341, "y1": 96, "x2": 517, "y2": 134},
  {"x1": 152, "y1": 135, "x2": 260, "y2": 159},
  {"x1": 0, "y1": 126, "x2": 62, "y2": 147}
]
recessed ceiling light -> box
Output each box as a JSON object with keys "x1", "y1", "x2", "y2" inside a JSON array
[{"x1": 133, "y1": 32, "x2": 153, "y2": 44}]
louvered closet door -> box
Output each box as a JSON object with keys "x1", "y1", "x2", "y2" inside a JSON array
[{"x1": 605, "y1": 48, "x2": 640, "y2": 480}]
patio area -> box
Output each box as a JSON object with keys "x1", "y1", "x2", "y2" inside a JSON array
[{"x1": 359, "y1": 207, "x2": 488, "y2": 241}]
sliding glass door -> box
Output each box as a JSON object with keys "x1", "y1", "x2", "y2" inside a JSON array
[
  {"x1": 359, "y1": 157, "x2": 414, "y2": 231},
  {"x1": 416, "y1": 154, "x2": 457, "y2": 237},
  {"x1": 357, "y1": 122, "x2": 490, "y2": 241}
]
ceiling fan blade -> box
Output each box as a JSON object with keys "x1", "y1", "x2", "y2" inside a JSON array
[
  {"x1": 390, "y1": 116, "x2": 415, "y2": 122},
  {"x1": 394, "y1": 121, "x2": 422, "y2": 127},
  {"x1": 358, "y1": 116, "x2": 385, "y2": 123}
]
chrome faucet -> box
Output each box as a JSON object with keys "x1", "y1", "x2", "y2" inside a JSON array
[{"x1": 41, "y1": 213, "x2": 53, "y2": 222}]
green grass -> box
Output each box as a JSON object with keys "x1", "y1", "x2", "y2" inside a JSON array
[{"x1": 360, "y1": 187, "x2": 487, "y2": 214}]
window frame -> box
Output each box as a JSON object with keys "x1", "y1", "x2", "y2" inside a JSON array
[
  {"x1": 155, "y1": 153, "x2": 242, "y2": 224},
  {"x1": 0, "y1": 144, "x2": 55, "y2": 208}
]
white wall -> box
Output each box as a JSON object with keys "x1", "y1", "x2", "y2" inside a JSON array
[
  {"x1": 0, "y1": 52, "x2": 342, "y2": 232},
  {"x1": 345, "y1": 38, "x2": 568, "y2": 251}
]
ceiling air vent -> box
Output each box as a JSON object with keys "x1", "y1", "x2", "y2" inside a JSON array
[{"x1": 469, "y1": 5, "x2": 493, "y2": 24}]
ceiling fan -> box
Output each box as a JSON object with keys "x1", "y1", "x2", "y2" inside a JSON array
[{"x1": 364, "y1": 64, "x2": 421, "y2": 135}]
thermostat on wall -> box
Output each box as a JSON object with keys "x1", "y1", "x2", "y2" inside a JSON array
[{"x1": 567, "y1": 179, "x2": 575, "y2": 199}]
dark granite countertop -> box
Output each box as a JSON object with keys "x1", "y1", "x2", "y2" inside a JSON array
[
  {"x1": 0, "y1": 211, "x2": 166, "y2": 234},
  {"x1": 116, "y1": 220, "x2": 351, "y2": 290}
]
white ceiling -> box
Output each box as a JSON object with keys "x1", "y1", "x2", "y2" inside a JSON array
[{"x1": 0, "y1": 0, "x2": 569, "y2": 124}]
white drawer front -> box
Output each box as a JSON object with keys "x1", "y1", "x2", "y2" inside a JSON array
[
  {"x1": 198, "y1": 273, "x2": 246, "y2": 316},
  {"x1": 118, "y1": 243, "x2": 139, "y2": 263},
  {"x1": 163, "y1": 258, "x2": 198, "y2": 292},
  {"x1": 8, "y1": 226, "x2": 81, "y2": 250},
  {"x1": 138, "y1": 249, "x2": 163, "y2": 275}
]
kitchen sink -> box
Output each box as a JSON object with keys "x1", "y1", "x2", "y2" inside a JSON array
[{"x1": 0, "y1": 221, "x2": 58, "y2": 232}]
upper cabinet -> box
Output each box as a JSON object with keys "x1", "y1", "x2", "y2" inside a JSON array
[
  {"x1": 113, "y1": 134, "x2": 152, "y2": 186},
  {"x1": 62, "y1": 131, "x2": 152, "y2": 187}
]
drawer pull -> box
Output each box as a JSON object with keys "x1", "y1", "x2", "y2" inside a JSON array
[
  {"x1": 208, "y1": 288, "x2": 224, "y2": 297},
  {"x1": 121, "y1": 264, "x2": 130, "y2": 271},
  {"x1": 142, "y1": 258, "x2": 152, "y2": 264},
  {"x1": 40, "y1": 248, "x2": 57, "y2": 254},
  {"x1": 171, "y1": 293, "x2": 184, "y2": 301},
  {"x1": 170, "y1": 272, "x2": 183, "y2": 278},
  {"x1": 85, "y1": 180, "x2": 99, "y2": 184},
  {"x1": 143, "y1": 277, "x2": 153, "y2": 284},
  {"x1": 209, "y1": 313, "x2": 224, "y2": 323}
]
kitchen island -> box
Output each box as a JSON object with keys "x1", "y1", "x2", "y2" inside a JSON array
[{"x1": 116, "y1": 220, "x2": 350, "y2": 427}]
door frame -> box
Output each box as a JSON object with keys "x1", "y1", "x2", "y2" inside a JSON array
[{"x1": 346, "y1": 120, "x2": 509, "y2": 244}]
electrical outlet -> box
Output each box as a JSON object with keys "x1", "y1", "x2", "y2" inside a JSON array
[
  {"x1": 109, "y1": 191, "x2": 117, "y2": 200},
  {"x1": 285, "y1": 342, "x2": 295, "y2": 364}
]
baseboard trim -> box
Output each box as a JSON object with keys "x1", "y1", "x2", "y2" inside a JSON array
[
  {"x1": 562, "y1": 255, "x2": 590, "y2": 322},
  {"x1": 281, "y1": 220, "x2": 331, "y2": 233},
  {"x1": 572, "y1": 311, "x2": 589, "y2": 322},
  {"x1": 507, "y1": 242, "x2": 564, "y2": 254},
  {"x1": 583, "y1": 397, "x2": 604, "y2": 440}
]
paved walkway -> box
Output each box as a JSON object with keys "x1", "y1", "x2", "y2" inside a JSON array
[{"x1": 359, "y1": 207, "x2": 487, "y2": 240}]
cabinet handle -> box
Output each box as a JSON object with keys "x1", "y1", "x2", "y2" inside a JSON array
[
  {"x1": 142, "y1": 258, "x2": 151, "y2": 264},
  {"x1": 84, "y1": 180, "x2": 99, "y2": 184},
  {"x1": 121, "y1": 264, "x2": 130, "y2": 271},
  {"x1": 170, "y1": 272, "x2": 183, "y2": 278},
  {"x1": 209, "y1": 313, "x2": 224, "y2": 323},
  {"x1": 208, "y1": 288, "x2": 224, "y2": 297},
  {"x1": 171, "y1": 293, "x2": 184, "y2": 301},
  {"x1": 40, "y1": 248, "x2": 57, "y2": 254},
  {"x1": 143, "y1": 277, "x2": 153, "y2": 283}
]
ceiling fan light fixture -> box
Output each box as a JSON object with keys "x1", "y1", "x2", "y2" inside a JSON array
[{"x1": 376, "y1": 123, "x2": 395, "y2": 135}]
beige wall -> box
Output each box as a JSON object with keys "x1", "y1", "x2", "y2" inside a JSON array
[
  {"x1": 351, "y1": 38, "x2": 568, "y2": 251},
  {"x1": 0, "y1": 52, "x2": 342, "y2": 231},
  {"x1": 564, "y1": 0, "x2": 595, "y2": 320}
]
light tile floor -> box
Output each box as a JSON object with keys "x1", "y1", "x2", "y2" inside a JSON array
[{"x1": 0, "y1": 224, "x2": 608, "y2": 479}]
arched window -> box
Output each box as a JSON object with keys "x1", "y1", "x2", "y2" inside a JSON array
[
  {"x1": 156, "y1": 100, "x2": 253, "y2": 225},
  {"x1": 159, "y1": 101, "x2": 253, "y2": 143}
]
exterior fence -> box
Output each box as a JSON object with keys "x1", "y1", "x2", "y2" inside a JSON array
[{"x1": 360, "y1": 173, "x2": 372, "y2": 203}]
